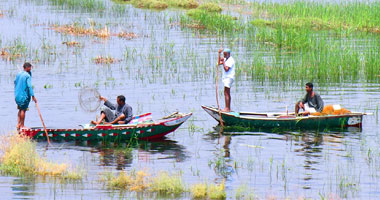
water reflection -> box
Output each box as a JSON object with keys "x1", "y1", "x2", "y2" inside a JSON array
[
  {"x1": 11, "y1": 177, "x2": 35, "y2": 198},
  {"x1": 73, "y1": 139, "x2": 187, "y2": 170}
]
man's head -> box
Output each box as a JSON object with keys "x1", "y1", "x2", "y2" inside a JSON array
[
  {"x1": 223, "y1": 48, "x2": 231, "y2": 59},
  {"x1": 117, "y1": 95, "x2": 126, "y2": 106},
  {"x1": 23, "y1": 62, "x2": 32, "y2": 72},
  {"x1": 305, "y1": 82, "x2": 313, "y2": 93}
]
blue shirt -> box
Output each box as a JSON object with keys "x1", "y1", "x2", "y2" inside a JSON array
[{"x1": 14, "y1": 71, "x2": 34, "y2": 104}]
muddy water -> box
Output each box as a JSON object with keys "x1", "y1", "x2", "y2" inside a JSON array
[{"x1": 0, "y1": 0, "x2": 380, "y2": 199}]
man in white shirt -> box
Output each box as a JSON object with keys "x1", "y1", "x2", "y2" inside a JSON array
[{"x1": 218, "y1": 48, "x2": 235, "y2": 112}]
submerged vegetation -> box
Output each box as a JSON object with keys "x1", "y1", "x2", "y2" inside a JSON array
[{"x1": 0, "y1": 133, "x2": 82, "y2": 180}]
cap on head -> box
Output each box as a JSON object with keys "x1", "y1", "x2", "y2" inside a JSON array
[{"x1": 223, "y1": 48, "x2": 231, "y2": 53}]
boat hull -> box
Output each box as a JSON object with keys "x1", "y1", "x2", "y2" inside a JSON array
[
  {"x1": 202, "y1": 105, "x2": 363, "y2": 130},
  {"x1": 21, "y1": 113, "x2": 192, "y2": 141}
]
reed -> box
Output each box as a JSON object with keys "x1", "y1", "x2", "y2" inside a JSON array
[
  {"x1": 182, "y1": 9, "x2": 241, "y2": 33},
  {"x1": 190, "y1": 180, "x2": 226, "y2": 199},
  {"x1": 149, "y1": 171, "x2": 185, "y2": 195},
  {"x1": 48, "y1": 0, "x2": 105, "y2": 11},
  {"x1": 250, "y1": 1, "x2": 380, "y2": 34},
  {"x1": 0, "y1": 133, "x2": 82, "y2": 180}
]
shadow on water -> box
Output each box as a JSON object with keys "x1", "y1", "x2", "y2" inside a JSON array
[{"x1": 50, "y1": 138, "x2": 188, "y2": 170}]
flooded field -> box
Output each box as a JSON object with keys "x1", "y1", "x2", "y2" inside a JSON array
[{"x1": 0, "y1": 0, "x2": 380, "y2": 199}]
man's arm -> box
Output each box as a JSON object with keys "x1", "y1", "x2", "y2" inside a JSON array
[
  {"x1": 316, "y1": 94, "x2": 324, "y2": 112},
  {"x1": 27, "y1": 77, "x2": 37, "y2": 103},
  {"x1": 124, "y1": 106, "x2": 133, "y2": 124},
  {"x1": 101, "y1": 96, "x2": 116, "y2": 110}
]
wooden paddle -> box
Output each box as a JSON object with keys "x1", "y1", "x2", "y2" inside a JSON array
[
  {"x1": 216, "y1": 49, "x2": 224, "y2": 127},
  {"x1": 35, "y1": 102, "x2": 51, "y2": 145}
]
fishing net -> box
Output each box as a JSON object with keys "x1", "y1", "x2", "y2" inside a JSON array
[{"x1": 78, "y1": 87, "x2": 101, "y2": 112}]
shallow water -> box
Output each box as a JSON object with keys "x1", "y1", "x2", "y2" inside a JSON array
[{"x1": 0, "y1": 0, "x2": 380, "y2": 199}]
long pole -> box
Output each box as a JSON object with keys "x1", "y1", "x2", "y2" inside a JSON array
[
  {"x1": 35, "y1": 102, "x2": 51, "y2": 145},
  {"x1": 216, "y1": 59, "x2": 224, "y2": 127}
]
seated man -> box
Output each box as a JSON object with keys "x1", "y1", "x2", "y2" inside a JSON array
[
  {"x1": 91, "y1": 95, "x2": 133, "y2": 125},
  {"x1": 295, "y1": 82, "x2": 324, "y2": 116}
]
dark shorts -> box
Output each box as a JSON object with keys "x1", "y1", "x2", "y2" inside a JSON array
[{"x1": 16, "y1": 99, "x2": 30, "y2": 110}]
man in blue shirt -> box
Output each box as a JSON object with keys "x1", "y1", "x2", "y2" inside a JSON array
[
  {"x1": 14, "y1": 62, "x2": 37, "y2": 130},
  {"x1": 91, "y1": 95, "x2": 133, "y2": 125}
]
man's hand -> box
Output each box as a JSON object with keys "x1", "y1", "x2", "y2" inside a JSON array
[
  {"x1": 218, "y1": 48, "x2": 223, "y2": 54},
  {"x1": 99, "y1": 96, "x2": 107, "y2": 102},
  {"x1": 32, "y1": 96, "x2": 37, "y2": 103},
  {"x1": 299, "y1": 102, "x2": 304, "y2": 109}
]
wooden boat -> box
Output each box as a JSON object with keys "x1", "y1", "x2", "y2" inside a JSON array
[
  {"x1": 21, "y1": 112, "x2": 192, "y2": 141},
  {"x1": 202, "y1": 105, "x2": 367, "y2": 130}
]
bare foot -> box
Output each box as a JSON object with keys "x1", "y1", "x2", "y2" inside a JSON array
[
  {"x1": 91, "y1": 120, "x2": 100, "y2": 125},
  {"x1": 221, "y1": 108, "x2": 231, "y2": 112},
  {"x1": 20, "y1": 126, "x2": 30, "y2": 130}
]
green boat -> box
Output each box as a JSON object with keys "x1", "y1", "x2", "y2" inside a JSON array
[
  {"x1": 202, "y1": 105, "x2": 367, "y2": 130},
  {"x1": 21, "y1": 112, "x2": 192, "y2": 141}
]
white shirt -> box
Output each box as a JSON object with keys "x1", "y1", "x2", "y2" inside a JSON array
[{"x1": 222, "y1": 56, "x2": 235, "y2": 80}]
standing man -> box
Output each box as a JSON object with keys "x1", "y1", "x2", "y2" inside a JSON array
[
  {"x1": 218, "y1": 48, "x2": 235, "y2": 112},
  {"x1": 295, "y1": 82, "x2": 324, "y2": 116},
  {"x1": 91, "y1": 95, "x2": 133, "y2": 125},
  {"x1": 15, "y1": 62, "x2": 37, "y2": 130}
]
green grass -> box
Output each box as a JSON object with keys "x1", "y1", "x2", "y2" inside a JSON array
[
  {"x1": 181, "y1": 8, "x2": 241, "y2": 33},
  {"x1": 114, "y1": 0, "x2": 198, "y2": 10},
  {"x1": 48, "y1": 0, "x2": 105, "y2": 11},
  {"x1": 250, "y1": 1, "x2": 380, "y2": 33}
]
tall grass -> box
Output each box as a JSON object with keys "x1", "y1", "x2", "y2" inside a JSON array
[
  {"x1": 0, "y1": 133, "x2": 82, "y2": 180},
  {"x1": 181, "y1": 9, "x2": 242, "y2": 33},
  {"x1": 48, "y1": 0, "x2": 105, "y2": 11},
  {"x1": 251, "y1": 1, "x2": 380, "y2": 33}
]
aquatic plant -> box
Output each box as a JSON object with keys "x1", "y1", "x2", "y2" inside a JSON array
[
  {"x1": 131, "y1": 0, "x2": 168, "y2": 10},
  {"x1": 93, "y1": 55, "x2": 120, "y2": 64},
  {"x1": 190, "y1": 180, "x2": 226, "y2": 199},
  {"x1": 62, "y1": 41, "x2": 81, "y2": 47},
  {"x1": 198, "y1": 2, "x2": 222, "y2": 13},
  {"x1": 118, "y1": 0, "x2": 198, "y2": 10},
  {"x1": 0, "y1": 133, "x2": 82, "y2": 180},
  {"x1": 102, "y1": 170, "x2": 149, "y2": 191},
  {"x1": 52, "y1": 24, "x2": 110, "y2": 38},
  {"x1": 250, "y1": 1, "x2": 380, "y2": 34},
  {"x1": 182, "y1": 9, "x2": 241, "y2": 33},
  {"x1": 118, "y1": 31, "x2": 138, "y2": 40},
  {"x1": 149, "y1": 171, "x2": 185, "y2": 195},
  {"x1": 48, "y1": 0, "x2": 105, "y2": 11}
]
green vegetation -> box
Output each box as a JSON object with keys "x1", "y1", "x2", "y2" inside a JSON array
[
  {"x1": 251, "y1": 1, "x2": 380, "y2": 33},
  {"x1": 182, "y1": 9, "x2": 241, "y2": 33},
  {"x1": 48, "y1": 0, "x2": 105, "y2": 11},
  {"x1": 0, "y1": 134, "x2": 82, "y2": 180},
  {"x1": 190, "y1": 181, "x2": 226, "y2": 199},
  {"x1": 114, "y1": 0, "x2": 198, "y2": 10},
  {"x1": 149, "y1": 171, "x2": 185, "y2": 195},
  {"x1": 198, "y1": 2, "x2": 222, "y2": 13}
]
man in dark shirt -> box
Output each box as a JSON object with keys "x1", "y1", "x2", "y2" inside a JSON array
[
  {"x1": 91, "y1": 95, "x2": 133, "y2": 125},
  {"x1": 295, "y1": 82, "x2": 324, "y2": 116}
]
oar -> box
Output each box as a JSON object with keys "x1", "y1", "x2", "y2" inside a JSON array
[
  {"x1": 216, "y1": 49, "x2": 224, "y2": 127},
  {"x1": 35, "y1": 102, "x2": 51, "y2": 145}
]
